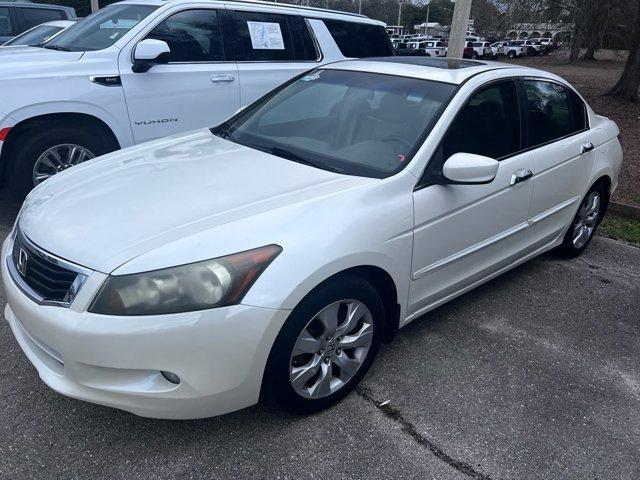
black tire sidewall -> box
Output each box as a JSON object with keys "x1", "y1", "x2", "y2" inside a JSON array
[
  {"x1": 557, "y1": 183, "x2": 606, "y2": 258},
  {"x1": 7, "y1": 125, "x2": 116, "y2": 198},
  {"x1": 264, "y1": 275, "x2": 384, "y2": 414}
]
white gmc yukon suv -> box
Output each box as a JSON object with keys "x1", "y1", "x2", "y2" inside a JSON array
[{"x1": 0, "y1": 0, "x2": 392, "y2": 196}]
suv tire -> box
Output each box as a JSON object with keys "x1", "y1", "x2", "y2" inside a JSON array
[{"x1": 6, "y1": 124, "x2": 118, "y2": 198}]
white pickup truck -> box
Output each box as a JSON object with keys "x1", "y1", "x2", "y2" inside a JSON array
[{"x1": 0, "y1": 0, "x2": 392, "y2": 196}]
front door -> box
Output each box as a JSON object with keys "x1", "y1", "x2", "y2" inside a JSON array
[
  {"x1": 119, "y1": 8, "x2": 240, "y2": 144},
  {"x1": 409, "y1": 80, "x2": 535, "y2": 315}
]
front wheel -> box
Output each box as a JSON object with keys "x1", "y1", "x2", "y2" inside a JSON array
[
  {"x1": 263, "y1": 275, "x2": 384, "y2": 414},
  {"x1": 507, "y1": 51, "x2": 516, "y2": 59},
  {"x1": 6, "y1": 124, "x2": 118, "y2": 198},
  {"x1": 555, "y1": 184, "x2": 606, "y2": 258},
  {"x1": 471, "y1": 52, "x2": 478, "y2": 59}
]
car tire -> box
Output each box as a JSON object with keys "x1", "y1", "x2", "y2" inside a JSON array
[
  {"x1": 471, "y1": 52, "x2": 478, "y2": 59},
  {"x1": 263, "y1": 274, "x2": 384, "y2": 414},
  {"x1": 6, "y1": 124, "x2": 118, "y2": 199},
  {"x1": 555, "y1": 183, "x2": 607, "y2": 258},
  {"x1": 507, "y1": 51, "x2": 516, "y2": 59}
]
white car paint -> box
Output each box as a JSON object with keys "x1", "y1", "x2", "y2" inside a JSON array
[
  {"x1": 0, "y1": 0, "x2": 386, "y2": 163},
  {"x1": 2, "y1": 60, "x2": 623, "y2": 419}
]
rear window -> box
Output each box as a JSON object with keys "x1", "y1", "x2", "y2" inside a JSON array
[
  {"x1": 20, "y1": 8, "x2": 64, "y2": 30},
  {"x1": 323, "y1": 19, "x2": 393, "y2": 58},
  {"x1": 226, "y1": 10, "x2": 317, "y2": 61},
  {"x1": 0, "y1": 7, "x2": 14, "y2": 36}
]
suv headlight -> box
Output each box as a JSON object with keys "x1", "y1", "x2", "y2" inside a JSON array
[{"x1": 89, "y1": 245, "x2": 282, "y2": 316}]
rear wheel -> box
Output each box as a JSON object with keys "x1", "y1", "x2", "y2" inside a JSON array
[
  {"x1": 264, "y1": 275, "x2": 384, "y2": 414},
  {"x1": 6, "y1": 124, "x2": 118, "y2": 198},
  {"x1": 556, "y1": 183, "x2": 606, "y2": 258},
  {"x1": 507, "y1": 50, "x2": 516, "y2": 59},
  {"x1": 471, "y1": 52, "x2": 478, "y2": 59}
]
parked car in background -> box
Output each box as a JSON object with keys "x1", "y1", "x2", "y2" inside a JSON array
[
  {"x1": 491, "y1": 40, "x2": 509, "y2": 57},
  {"x1": 463, "y1": 42, "x2": 475, "y2": 58},
  {"x1": 504, "y1": 41, "x2": 527, "y2": 59},
  {"x1": 0, "y1": 0, "x2": 393, "y2": 197},
  {"x1": 423, "y1": 40, "x2": 446, "y2": 57},
  {"x1": 524, "y1": 39, "x2": 544, "y2": 56},
  {"x1": 1, "y1": 19, "x2": 76, "y2": 48},
  {"x1": 466, "y1": 41, "x2": 492, "y2": 59},
  {"x1": 2, "y1": 57, "x2": 622, "y2": 419},
  {"x1": 0, "y1": 1, "x2": 76, "y2": 44}
]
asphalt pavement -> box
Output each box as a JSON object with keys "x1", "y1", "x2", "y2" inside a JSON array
[{"x1": 0, "y1": 190, "x2": 639, "y2": 480}]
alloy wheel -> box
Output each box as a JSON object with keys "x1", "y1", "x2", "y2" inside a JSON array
[
  {"x1": 572, "y1": 191, "x2": 601, "y2": 249},
  {"x1": 33, "y1": 144, "x2": 96, "y2": 186},
  {"x1": 289, "y1": 299, "x2": 374, "y2": 399}
]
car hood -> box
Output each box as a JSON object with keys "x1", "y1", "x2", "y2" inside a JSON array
[
  {"x1": 0, "y1": 47, "x2": 83, "y2": 67},
  {"x1": 19, "y1": 129, "x2": 373, "y2": 273}
]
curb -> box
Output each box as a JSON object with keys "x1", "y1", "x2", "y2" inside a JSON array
[{"x1": 609, "y1": 201, "x2": 640, "y2": 221}]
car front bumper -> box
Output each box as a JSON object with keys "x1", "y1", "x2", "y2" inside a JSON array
[{"x1": 2, "y1": 236, "x2": 290, "y2": 419}]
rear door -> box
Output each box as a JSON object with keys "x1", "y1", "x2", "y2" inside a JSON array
[
  {"x1": 222, "y1": 7, "x2": 320, "y2": 108},
  {"x1": 522, "y1": 78, "x2": 595, "y2": 249},
  {"x1": 119, "y1": 7, "x2": 240, "y2": 143}
]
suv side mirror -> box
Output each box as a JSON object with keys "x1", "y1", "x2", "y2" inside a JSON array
[
  {"x1": 442, "y1": 152, "x2": 499, "y2": 184},
  {"x1": 132, "y1": 39, "x2": 170, "y2": 73}
]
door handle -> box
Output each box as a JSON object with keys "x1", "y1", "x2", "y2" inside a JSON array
[
  {"x1": 211, "y1": 75, "x2": 235, "y2": 83},
  {"x1": 580, "y1": 142, "x2": 595, "y2": 154},
  {"x1": 510, "y1": 168, "x2": 533, "y2": 186}
]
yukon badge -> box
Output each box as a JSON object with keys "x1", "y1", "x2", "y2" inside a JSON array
[{"x1": 134, "y1": 118, "x2": 178, "y2": 126}]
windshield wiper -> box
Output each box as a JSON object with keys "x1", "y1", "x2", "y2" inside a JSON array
[
  {"x1": 43, "y1": 44, "x2": 71, "y2": 51},
  {"x1": 267, "y1": 146, "x2": 345, "y2": 174},
  {"x1": 213, "y1": 125, "x2": 235, "y2": 142}
]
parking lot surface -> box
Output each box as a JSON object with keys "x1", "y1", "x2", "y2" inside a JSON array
[{"x1": 0, "y1": 192, "x2": 639, "y2": 480}]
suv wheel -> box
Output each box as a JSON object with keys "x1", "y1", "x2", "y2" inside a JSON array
[
  {"x1": 264, "y1": 275, "x2": 384, "y2": 414},
  {"x1": 507, "y1": 50, "x2": 516, "y2": 59},
  {"x1": 6, "y1": 124, "x2": 118, "y2": 198},
  {"x1": 471, "y1": 52, "x2": 478, "y2": 59}
]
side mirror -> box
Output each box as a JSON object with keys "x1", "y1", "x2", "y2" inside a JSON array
[
  {"x1": 442, "y1": 152, "x2": 499, "y2": 184},
  {"x1": 132, "y1": 39, "x2": 170, "y2": 73}
]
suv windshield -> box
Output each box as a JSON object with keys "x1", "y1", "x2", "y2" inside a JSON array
[
  {"x1": 46, "y1": 4, "x2": 157, "y2": 51},
  {"x1": 214, "y1": 69, "x2": 456, "y2": 178}
]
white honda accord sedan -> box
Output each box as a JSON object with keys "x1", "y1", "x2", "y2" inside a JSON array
[{"x1": 2, "y1": 58, "x2": 622, "y2": 419}]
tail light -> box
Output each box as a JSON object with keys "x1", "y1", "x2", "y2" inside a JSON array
[{"x1": 0, "y1": 127, "x2": 10, "y2": 142}]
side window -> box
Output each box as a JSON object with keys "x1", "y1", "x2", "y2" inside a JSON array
[
  {"x1": 19, "y1": 8, "x2": 63, "y2": 30},
  {"x1": 568, "y1": 89, "x2": 588, "y2": 132},
  {"x1": 226, "y1": 10, "x2": 295, "y2": 62},
  {"x1": 288, "y1": 16, "x2": 319, "y2": 61},
  {"x1": 323, "y1": 19, "x2": 393, "y2": 58},
  {"x1": 442, "y1": 80, "x2": 520, "y2": 160},
  {"x1": 0, "y1": 8, "x2": 13, "y2": 36},
  {"x1": 523, "y1": 80, "x2": 576, "y2": 146},
  {"x1": 146, "y1": 9, "x2": 224, "y2": 63}
]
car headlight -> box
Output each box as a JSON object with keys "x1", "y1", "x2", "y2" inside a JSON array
[{"x1": 89, "y1": 245, "x2": 282, "y2": 316}]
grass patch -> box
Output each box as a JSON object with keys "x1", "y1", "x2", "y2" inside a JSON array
[{"x1": 599, "y1": 214, "x2": 640, "y2": 246}]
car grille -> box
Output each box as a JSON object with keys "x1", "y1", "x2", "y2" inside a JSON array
[{"x1": 11, "y1": 231, "x2": 78, "y2": 303}]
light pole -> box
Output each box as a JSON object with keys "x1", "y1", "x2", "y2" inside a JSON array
[
  {"x1": 397, "y1": 0, "x2": 403, "y2": 33},
  {"x1": 90, "y1": 0, "x2": 99, "y2": 13},
  {"x1": 424, "y1": 0, "x2": 431, "y2": 36},
  {"x1": 358, "y1": 0, "x2": 362, "y2": 15}
]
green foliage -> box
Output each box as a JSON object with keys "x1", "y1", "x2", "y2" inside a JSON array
[{"x1": 599, "y1": 214, "x2": 640, "y2": 246}]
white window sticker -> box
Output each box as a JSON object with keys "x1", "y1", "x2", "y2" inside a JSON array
[{"x1": 247, "y1": 21, "x2": 285, "y2": 50}]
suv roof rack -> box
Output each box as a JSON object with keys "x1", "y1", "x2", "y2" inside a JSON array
[{"x1": 165, "y1": 0, "x2": 368, "y2": 19}]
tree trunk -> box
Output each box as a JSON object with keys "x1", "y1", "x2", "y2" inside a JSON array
[{"x1": 608, "y1": 1, "x2": 640, "y2": 102}]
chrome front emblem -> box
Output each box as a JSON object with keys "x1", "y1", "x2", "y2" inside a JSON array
[{"x1": 17, "y1": 248, "x2": 28, "y2": 277}]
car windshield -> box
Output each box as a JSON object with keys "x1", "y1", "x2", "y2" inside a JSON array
[
  {"x1": 3, "y1": 24, "x2": 63, "y2": 46},
  {"x1": 46, "y1": 4, "x2": 157, "y2": 51},
  {"x1": 214, "y1": 69, "x2": 456, "y2": 178}
]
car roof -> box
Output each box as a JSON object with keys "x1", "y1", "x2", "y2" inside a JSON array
[
  {"x1": 117, "y1": 0, "x2": 380, "y2": 23},
  {"x1": 0, "y1": 0, "x2": 74, "y2": 11},
  {"x1": 322, "y1": 57, "x2": 551, "y2": 86}
]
